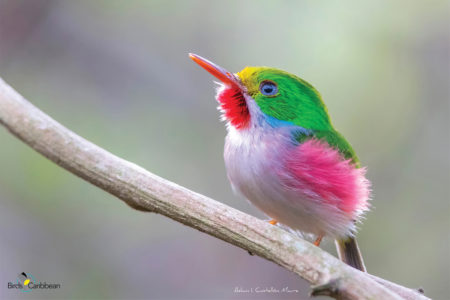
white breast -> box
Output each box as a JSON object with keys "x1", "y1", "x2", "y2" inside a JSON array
[{"x1": 223, "y1": 124, "x2": 355, "y2": 238}]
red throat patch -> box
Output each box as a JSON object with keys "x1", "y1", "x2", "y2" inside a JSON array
[{"x1": 217, "y1": 87, "x2": 250, "y2": 129}]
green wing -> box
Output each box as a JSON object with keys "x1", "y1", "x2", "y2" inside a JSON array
[{"x1": 296, "y1": 129, "x2": 360, "y2": 166}]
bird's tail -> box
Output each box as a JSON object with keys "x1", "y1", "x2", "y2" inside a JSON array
[{"x1": 335, "y1": 237, "x2": 366, "y2": 272}]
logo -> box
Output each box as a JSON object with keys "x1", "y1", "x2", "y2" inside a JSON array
[
  {"x1": 7, "y1": 272, "x2": 61, "y2": 292},
  {"x1": 17, "y1": 272, "x2": 35, "y2": 292}
]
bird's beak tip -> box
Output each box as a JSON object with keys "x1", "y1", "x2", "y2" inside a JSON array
[{"x1": 189, "y1": 53, "x2": 240, "y2": 89}]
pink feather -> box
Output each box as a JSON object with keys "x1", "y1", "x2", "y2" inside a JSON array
[{"x1": 285, "y1": 139, "x2": 370, "y2": 220}]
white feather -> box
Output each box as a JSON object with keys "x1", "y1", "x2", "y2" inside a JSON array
[{"x1": 223, "y1": 93, "x2": 355, "y2": 239}]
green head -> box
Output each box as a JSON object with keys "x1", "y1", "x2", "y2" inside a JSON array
[
  {"x1": 189, "y1": 53, "x2": 333, "y2": 131},
  {"x1": 237, "y1": 66, "x2": 332, "y2": 130}
]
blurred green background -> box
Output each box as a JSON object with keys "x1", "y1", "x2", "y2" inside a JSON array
[{"x1": 0, "y1": 1, "x2": 449, "y2": 299}]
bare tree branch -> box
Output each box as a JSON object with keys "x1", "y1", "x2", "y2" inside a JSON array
[{"x1": 0, "y1": 77, "x2": 429, "y2": 300}]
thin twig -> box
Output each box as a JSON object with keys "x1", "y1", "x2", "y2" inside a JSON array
[{"x1": 0, "y1": 77, "x2": 429, "y2": 300}]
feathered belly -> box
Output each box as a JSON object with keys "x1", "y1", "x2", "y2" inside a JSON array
[{"x1": 224, "y1": 127, "x2": 370, "y2": 238}]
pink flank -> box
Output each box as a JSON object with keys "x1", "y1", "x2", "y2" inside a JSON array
[{"x1": 286, "y1": 139, "x2": 370, "y2": 218}]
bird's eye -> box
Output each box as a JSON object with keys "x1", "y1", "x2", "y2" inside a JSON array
[{"x1": 259, "y1": 81, "x2": 278, "y2": 96}]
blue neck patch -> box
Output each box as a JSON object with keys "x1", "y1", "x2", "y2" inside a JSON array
[{"x1": 264, "y1": 115, "x2": 312, "y2": 143}]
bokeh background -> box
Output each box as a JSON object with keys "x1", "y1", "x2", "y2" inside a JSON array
[{"x1": 0, "y1": 1, "x2": 449, "y2": 299}]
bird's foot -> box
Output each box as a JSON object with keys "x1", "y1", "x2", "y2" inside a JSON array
[
  {"x1": 268, "y1": 219, "x2": 278, "y2": 225},
  {"x1": 313, "y1": 235, "x2": 323, "y2": 247}
]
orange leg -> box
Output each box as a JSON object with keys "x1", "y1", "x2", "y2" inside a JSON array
[{"x1": 313, "y1": 235, "x2": 324, "y2": 247}]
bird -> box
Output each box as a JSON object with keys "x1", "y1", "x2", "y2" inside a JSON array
[{"x1": 189, "y1": 53, "x2": 371, "y2": 272}]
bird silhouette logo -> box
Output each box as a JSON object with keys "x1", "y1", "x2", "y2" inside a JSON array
[{"x1": 17, "y1": 272, "x2": 35, "y2": 292}]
